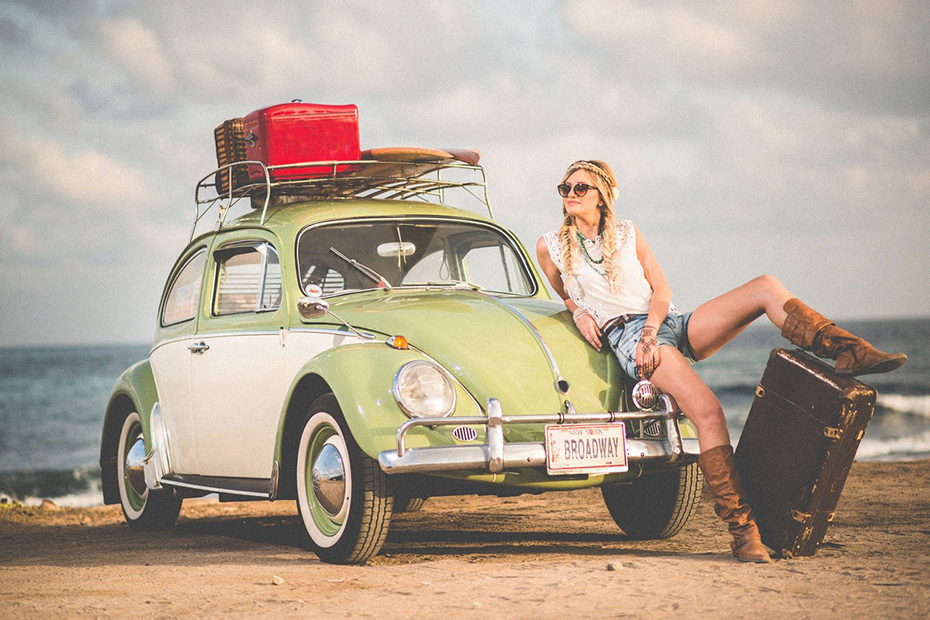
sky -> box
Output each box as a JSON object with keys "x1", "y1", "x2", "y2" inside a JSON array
[{"x1": 0, "y1": 0, "x2": 928, "y2": 347}]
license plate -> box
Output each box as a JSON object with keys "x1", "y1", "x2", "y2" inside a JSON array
[{"x1": 545, "y1": 423, "x2": 628, "y2": 475}]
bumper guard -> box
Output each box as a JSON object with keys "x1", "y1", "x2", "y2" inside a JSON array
[{"x1": 378, "y1": 394, "x2": 700, "y2": 475}]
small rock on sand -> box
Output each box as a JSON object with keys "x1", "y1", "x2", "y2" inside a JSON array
[
  {"x1": 40, "y1": 499, "x2": 61, "y2": 511},
  {"x1": 606, "y1": 562, "x2": 622, "y2": 571},
  {"x1": 272, "y1": 575, "x2": 284, "y2": 586}
]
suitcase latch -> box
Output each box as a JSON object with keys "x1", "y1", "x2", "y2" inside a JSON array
[
  {"x1": 791, "y1": 509, "x2": 812, "y2": 523},
  {"x1": 754, "y1": 384, "x2": 765, "y2": 398},
  {"x1": 823, "y1": 426, "x2": 843, "y2": 440}
]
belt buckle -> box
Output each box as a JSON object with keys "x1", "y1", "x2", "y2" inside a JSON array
[{"x1": 601, "y1": 314, "x2": 629, "y2": 345}]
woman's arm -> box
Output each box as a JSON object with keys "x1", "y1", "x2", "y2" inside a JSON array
[
  {"x1": 536, "y1": 236, "x2": 603, "y2": 351},
  {"x1": 633, "y1": 224, "x2": 672, "y2": 378}
]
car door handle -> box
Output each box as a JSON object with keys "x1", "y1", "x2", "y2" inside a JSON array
[{"x1": 188, "y1": 341, "x2": 210, "y2": 354}]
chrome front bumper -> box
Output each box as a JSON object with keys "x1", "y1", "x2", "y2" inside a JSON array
[{"x1": 378, "y1": 395, "x2": 700, "y2": 475}]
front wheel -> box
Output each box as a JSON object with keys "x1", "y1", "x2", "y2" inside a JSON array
[
  {"x1": 295, "y1": 394, "x2": 392, "y2": 564},
  {"x1": 602, "y1": 462, "x2": 702, "y2": 539},
  {"x1": 116, "y1": 411, "x2": 181, "y2": 530}
]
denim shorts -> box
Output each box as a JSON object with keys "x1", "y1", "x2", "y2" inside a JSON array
[{"x1": 605, "y1": 311, "x2": 696, "y2": 381}]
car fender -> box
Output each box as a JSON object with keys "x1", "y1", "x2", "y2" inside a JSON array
[
  {"x1": 99, "y1": 359, "x2": 159, "y2": 504},
  {"x1": 274, "y1": 342, "x2": 483, "y2": 464}
]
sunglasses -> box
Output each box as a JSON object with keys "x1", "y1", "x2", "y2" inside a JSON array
[{"x1": 557, "y1": 182, "x2": 598, "y2": 198}]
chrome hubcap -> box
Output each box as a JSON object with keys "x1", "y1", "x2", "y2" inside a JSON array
[
  {"x1": 312, "y1": 441, "x2": 347, "y2": 518},
  {"x1": 125, "y1": 437, "x2": 147, "y2": 497}
]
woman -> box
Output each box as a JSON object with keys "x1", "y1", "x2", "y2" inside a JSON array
[{"x1": 536, "y1": 159, "x2": 906, "y2": 563}]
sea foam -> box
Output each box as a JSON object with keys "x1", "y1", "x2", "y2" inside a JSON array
[
  {"x1": 877, "y1": 394, "x2": 930, "y2": 419},
  {"x1": 857, "y1": 429, "x2": 930, "y2": 461}
]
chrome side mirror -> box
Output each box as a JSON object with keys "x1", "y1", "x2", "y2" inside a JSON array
[{"x1": 297, "y1": 296, "x2": 329, "y2": 319}]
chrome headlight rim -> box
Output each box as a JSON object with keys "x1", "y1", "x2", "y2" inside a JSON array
[{"x1": 392, "y1": 360, "x2": 457, "y2": 419}]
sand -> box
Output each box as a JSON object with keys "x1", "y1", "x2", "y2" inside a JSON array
[{"x1": 1, "y1": 460, "x2": 928, "y2": 619}]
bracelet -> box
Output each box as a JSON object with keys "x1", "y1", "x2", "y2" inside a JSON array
[{"x1": 572, "y1": 308, "x2": 590, "y2": 324}]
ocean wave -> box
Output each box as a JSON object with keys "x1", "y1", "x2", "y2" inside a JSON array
[
  {"x1": 876, "y1": 394, "x2": 930, "y2": 418},
  {"x1": 856, "y1": 430, "x2": 930, "y2": 461}
]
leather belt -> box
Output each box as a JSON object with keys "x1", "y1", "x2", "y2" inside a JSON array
[{"x1": 601, "y1": 314, "x2": 637, "y2": 339}]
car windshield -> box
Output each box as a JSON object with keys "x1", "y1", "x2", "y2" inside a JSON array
[{"x1": 297, "y1": 219, "x2": 535, "y2": 296}]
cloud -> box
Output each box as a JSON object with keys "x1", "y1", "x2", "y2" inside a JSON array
[
  {"x1": 95, "y1": 16, "x2": 175, "y2": 95},
  {"x1": 0, "y1": 121, "x2": 152, "y2": 212},
  {"x1": 565, "y1": 0, "x2": 764, "y2": 79},
  {"x1": 0, "y1": 1, "x2": 928, "y2": 345},
  {"x1": 565, "y1": 0, "x2": 930, "y2": 114}
]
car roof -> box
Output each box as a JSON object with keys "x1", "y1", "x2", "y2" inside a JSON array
[{"x1": 192, "y1": 197, "x2": 502, "y2": 245}]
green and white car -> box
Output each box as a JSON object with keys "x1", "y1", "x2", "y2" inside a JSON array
[{"x1": 99, "y1": 148, "x2": 701, "y2": 564}]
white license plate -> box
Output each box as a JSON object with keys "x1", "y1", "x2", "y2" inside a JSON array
[{"x1": 545, "y1": 423, "x2": 628, "y2": 475}]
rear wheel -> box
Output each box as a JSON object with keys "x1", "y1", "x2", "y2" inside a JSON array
[
  {"x1": 296, "y1": 394, "x2": 392, "y2": 564},
  {"x1": 602, "y1": 462, "x2": 702, "y2": 539},
  {"x1": 116, "y1": 411, "x2": 181, "y2": 530}
]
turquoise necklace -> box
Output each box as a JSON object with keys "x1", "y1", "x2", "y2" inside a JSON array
[{"x1": 577, "y1": 231, "x2": 607, "y2": 277}]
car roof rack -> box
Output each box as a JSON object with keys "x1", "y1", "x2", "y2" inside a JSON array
[{"x1": 191, "y1": 148, "x2": 492, "y2": 242}]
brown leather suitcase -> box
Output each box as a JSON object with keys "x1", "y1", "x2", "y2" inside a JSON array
[
  {"x1": 734, "y1": 348, "x2": 876, "y2": 558},
  {"x1": 214, "y1": 118, "x2": 249, "y2": 194}
]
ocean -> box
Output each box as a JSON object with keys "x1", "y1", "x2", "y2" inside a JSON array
[{"x1": 1, "y1": 317, "x2": 928, "y2": 507}]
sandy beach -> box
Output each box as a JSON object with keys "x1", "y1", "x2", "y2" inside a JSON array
[{"x1": 1, "y1": 460, "x2": 928, "y2": 619}]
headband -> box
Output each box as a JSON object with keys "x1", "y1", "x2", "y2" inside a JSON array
[{"x1": 567, "y1": 161, "x2": 613, "y2": 186}]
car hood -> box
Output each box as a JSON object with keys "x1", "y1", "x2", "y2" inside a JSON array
[{"x1": 322, "y1": 289, "x2": 622, "y2": 416}]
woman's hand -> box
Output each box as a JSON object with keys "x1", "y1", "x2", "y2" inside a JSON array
[
  {"x1": 574, "y1": 310, "x2": 602, "y2": 351},
  {"x1": 635, "y1": 326, "x2": 661, "y2": 379}
]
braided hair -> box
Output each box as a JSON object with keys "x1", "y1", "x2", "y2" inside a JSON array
[{"x1": 557, "y1": 160, "x2": 621, "y2": 293}]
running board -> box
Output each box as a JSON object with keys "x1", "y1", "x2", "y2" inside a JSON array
[{"x1": 160, "y1": 473, "x2": 273, "y2": 499}]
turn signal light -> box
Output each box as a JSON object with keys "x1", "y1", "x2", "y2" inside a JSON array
[{"x1": 387, "y1": 335, "x2": 409, "y2": 350}]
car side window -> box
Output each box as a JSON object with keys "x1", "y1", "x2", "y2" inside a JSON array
[
  {"x1": 213, "y1": 243, "x2": 282, "y2": 316},
  {"x1": 162, "y1": 250, "x2": 206, "y2": 326}
]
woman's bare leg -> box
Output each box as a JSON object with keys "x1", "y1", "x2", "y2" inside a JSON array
[
  {"x1": 649, "y1": 347, "x2": 730, "y2": 451},
  {"x1": 687, "y1": 275, "x2": 793, "y2": 361}
]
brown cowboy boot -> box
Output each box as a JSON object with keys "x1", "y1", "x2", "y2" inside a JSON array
[
  {"x1": 781, "y1": 298, "x2": 907, "y2": 376},
  {"x1": 698, "y1": 445, "x2": 772, "y2": 563}
]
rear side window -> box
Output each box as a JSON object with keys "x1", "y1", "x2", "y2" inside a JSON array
[
  {"x1": 213, "y1": 243, "x2": 281, "y2": 316},
  {"x1": 162, "y1": 250, "x2": 206, "y2": 326}
]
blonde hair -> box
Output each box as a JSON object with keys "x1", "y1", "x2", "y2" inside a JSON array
[{"x1": 557, "y1": 160, "x2": 621, "y2": 293}]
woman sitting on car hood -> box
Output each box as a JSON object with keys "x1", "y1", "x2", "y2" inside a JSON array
[{"x1": 536, "y1": 159, "x2": 906, "y2": 563}]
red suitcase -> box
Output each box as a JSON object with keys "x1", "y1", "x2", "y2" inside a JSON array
[
  {"x1": 734, "y1": 348, "x2": 877, "y2": 558},
  {"x1": 243, "y1": 102, "x2": 360, "y2": 182}
]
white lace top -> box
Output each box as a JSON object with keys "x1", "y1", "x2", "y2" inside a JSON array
[{"x1": 543, "y1": 220, "x2": 657, "y2": 328}]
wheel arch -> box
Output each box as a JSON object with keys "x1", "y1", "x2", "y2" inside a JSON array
[
  {"x1": 99, "y1": 359, "x2": 159, "y2": 505},
  {"x1": 275, "y1": 372, "x2": 334, "y2": 501}
]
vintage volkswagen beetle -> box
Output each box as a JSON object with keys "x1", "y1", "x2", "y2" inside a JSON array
[{"x1": 100, "y1": 149, "x2": 701, "y2": 564}]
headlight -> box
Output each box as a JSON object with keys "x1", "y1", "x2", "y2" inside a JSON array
[{"x1": 393, "y1": 361, "x2": 456, "y2": 418}]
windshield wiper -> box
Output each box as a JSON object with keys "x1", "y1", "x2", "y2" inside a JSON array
[{"x1": 330, "y1": 247, "x2": 392, "y2": 290}]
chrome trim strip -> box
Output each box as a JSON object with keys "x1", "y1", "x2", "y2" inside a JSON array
[
  {"x1": 288, "y1": 327, "x2": 379, "y2": 338},
  {"x1": 463, "y1": 290, "x2": 568, "y2": 394},
  {"x1": 151, "y1": 330, "x2": 285, "y2": 355},
  {"x1": 159, "y1": 478, "x2": 271, "y2": 498}
]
